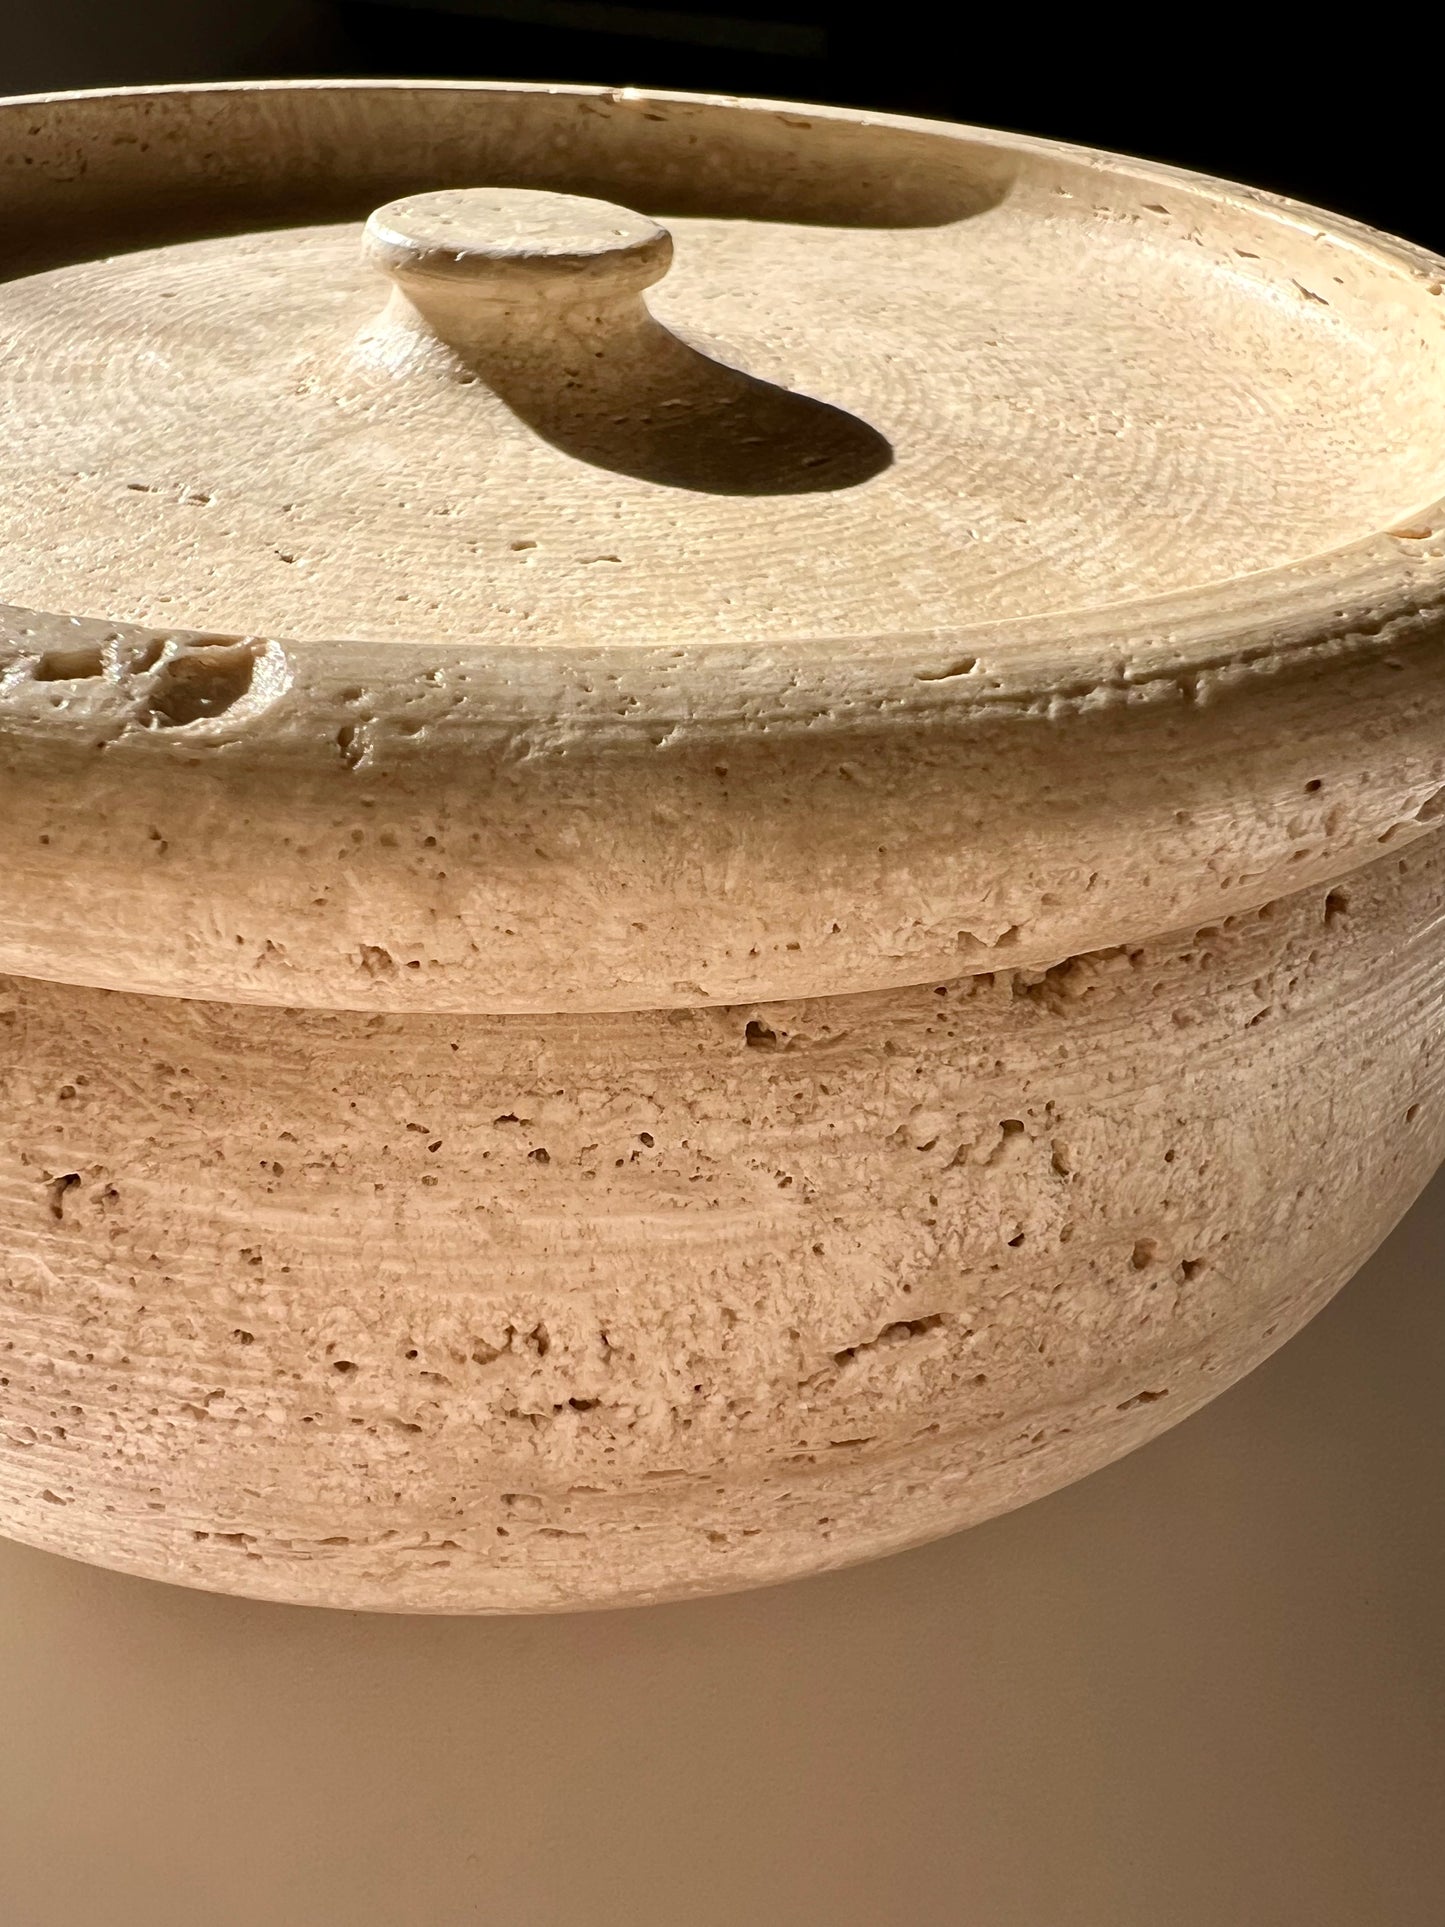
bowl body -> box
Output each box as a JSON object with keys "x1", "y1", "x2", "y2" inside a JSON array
[{"x1": 1, "y1": 840, "x2": 1440, "y2": 1610}]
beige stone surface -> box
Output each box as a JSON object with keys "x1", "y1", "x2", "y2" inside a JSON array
[
  {"x1": 1, "y1": 81, "x2": 1444, "y2": 1611},
  {"x1": 1, "y1": 83, "x2": 1444, "y2": 1012},
  {"x1": 1, "y1": 838, "x2": 1440, "y2": 1610},
  {"x1": 0, "y1": 1173, "x2": 1440, "y2": 1926}
]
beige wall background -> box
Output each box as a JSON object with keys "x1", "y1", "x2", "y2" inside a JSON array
[{"x1": 0, "y1": 1172, "x2": 1441, "y2": 1926}]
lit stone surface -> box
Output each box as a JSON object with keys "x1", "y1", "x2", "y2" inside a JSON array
[
  {"x1": 1, "y1": 839, "x2": 1441, "y2": 1609},
  {"x1": 0, "y1": 82, "x2": 1443, "y2": 1607}
]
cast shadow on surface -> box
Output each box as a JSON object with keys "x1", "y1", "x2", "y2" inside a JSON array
[{"x1": 404, "y1": 302, "x2": 894, "y2": 495}]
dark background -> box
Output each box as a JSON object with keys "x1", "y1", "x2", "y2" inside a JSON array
[{"x1": 5, "y1": 1, "x2": 1440, "y2": 253}]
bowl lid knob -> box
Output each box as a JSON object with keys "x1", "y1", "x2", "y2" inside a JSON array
[{"x1": 362, "y1": 185, "x2": 674, "y2": 343}]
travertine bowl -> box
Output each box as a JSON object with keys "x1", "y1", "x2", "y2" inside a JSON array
[{"x1": 1, "y1": 81, "x2": 1444, "y2": 1609}]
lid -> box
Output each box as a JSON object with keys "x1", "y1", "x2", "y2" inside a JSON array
[{"x1": 2, "y1": 80, "x2": 1445, "y2": 1014}]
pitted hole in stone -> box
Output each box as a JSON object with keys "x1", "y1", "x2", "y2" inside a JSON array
[
  {"x1": 34, "y1": 643, "x2": 105, "y2": 681},
  {"x1": 833, "y1": 1312, "x2": 944, "y2": 1367},
  {"x1": 914, "y1": 657, "x2": 979, "y2": 682},
  {"x1": 46, "y1": 1172, "x2": 80, "y2": 1221},
  {"x1": 144, "y1": 640, "x2": 261, "y2": 726},
  {"x1": 1415, "y1": 787, "x2": 1445, "y2": 823},
  {"x1": 1117, "y1": 1388, "x2": 1169, "y2": 1411},
  {"x1": 130, "y1": 637, "x2": 166, "y2": 673}
]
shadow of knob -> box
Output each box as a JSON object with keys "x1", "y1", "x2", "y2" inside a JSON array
[{"x1": 361, "y1": 186, "x2": 892, "y2": 496}]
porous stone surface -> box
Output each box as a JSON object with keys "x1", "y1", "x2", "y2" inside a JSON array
[
  {"x1": 0, "y1": 841, "x2": 1439, "y2": 1610},
  {"x1": 2, "y1": 83, "x2": 1445, "y2": 1610},
  {"x1": 0, "y1": 84, "x2": 1443, "y2": 1013}
]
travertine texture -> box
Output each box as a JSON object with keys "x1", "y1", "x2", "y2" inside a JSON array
[
  {"x1": 0, "y1": 84, "x2": 1443, "y2": 1012},
  {"x1": 1, "y1": 82, "x2": 1444, "y2": 1608},
  {"x1": 0, "y1": 840, "x2": 1441, "y2": 1610}
]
